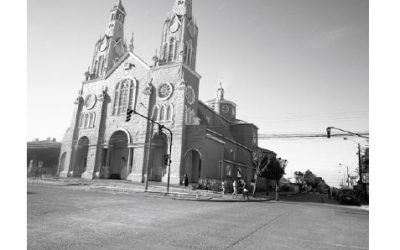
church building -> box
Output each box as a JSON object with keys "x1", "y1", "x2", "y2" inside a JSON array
[{"x1": 58, "y1": 0, "x2": 276, "y2": 187}]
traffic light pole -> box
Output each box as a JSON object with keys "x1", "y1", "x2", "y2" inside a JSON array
[
  {"x1": 130, "y1": 109, "x2": 173, "y2": 194},
  {"x1": 144, "y1": 124, "x2": 153, "y2": 192},
  {"x1": 326, "y1": 126, "x2": 369, "y2": 139}
]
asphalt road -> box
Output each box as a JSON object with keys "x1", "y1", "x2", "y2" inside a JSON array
[{"x1": 28, "y1": 184, "x2": 368, "y2": 250}]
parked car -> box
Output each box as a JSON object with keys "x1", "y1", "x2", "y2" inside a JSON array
[{"x1": 338, "y1": 189, "x2": 361, "y2": 205}]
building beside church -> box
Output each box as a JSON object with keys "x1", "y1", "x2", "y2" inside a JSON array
[
  {"x1": 58, "y1": 0, "x2": 276, "y2": 187},
  {"x1": 28, "y1": 138, "x2": 61, "y2": 177}
]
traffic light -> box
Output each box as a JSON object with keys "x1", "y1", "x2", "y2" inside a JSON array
[
  {"x1": 126, "y1": 109, "x2": 134, "y2": 122},
  {"x1": 326, "y1": 127, "x2": 331, "y2": 138},
  {"x1": 158, "y1": 124, "x2": 164, "y2": 135},
  {"x1": 164, "y1": 154, "x2": 170, "y2": 166}
]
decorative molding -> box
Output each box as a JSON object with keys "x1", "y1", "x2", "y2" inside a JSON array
[
  {"x1": 143, "y1": 80, "x2": 153, "y2": 95},
  {"x1": 124, "y1": 62, "x2": 135, "y2": 70}
]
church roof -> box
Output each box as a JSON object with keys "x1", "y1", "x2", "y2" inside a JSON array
[
  {"x1": 206, "y1": 97, "x2": 237, "y2": 107},
  {"x1": 231, "y1": 119, "x2": 258, "y2": 129}
]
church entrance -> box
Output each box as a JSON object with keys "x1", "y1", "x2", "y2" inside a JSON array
[
  {"x1": 74, "y1": 137, "x2": 89, "y2": 177},
  {"x1": 108, "y1": 131, "x2": 129, "y2": 180},
  {"x1": 184, "y1": 150, "x2": 202, "y2": 183},
  {"x1": 148, "y1": 133, "x2": 168, "y2": 182}
]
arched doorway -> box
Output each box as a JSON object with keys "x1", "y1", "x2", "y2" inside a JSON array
[
  {"x1": 148, "y1": 133, "x2": 168, "y2": 181},
  {"x1": 74, "y1": 137, "x2": 89, "y2": 177},
  {"x1": 184, "y1": 150, "x2": 202, "y2": 183},
  {"x1": 108, "y1": 131, "x2": 129, "y2": 180},
  {"x1": 58, "y1": 152, "x2": 66, "y2": 175}
]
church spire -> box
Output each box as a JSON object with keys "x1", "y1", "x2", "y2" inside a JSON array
[
  {"x1": 116, "y1": 0, "x2": 126, "y2": 13},
  {"x1": 86, "y1": 0, "x2": 127, "y2": 80},
  {"x1": 217, "y1": 82, "x2": 224, "y2": 101},
  {"x1": 157, "y1": 0, "x2": 198, "y2": 70},
  {"x1": 172, "y1": 0, "x2": 193, "y2": 18}
]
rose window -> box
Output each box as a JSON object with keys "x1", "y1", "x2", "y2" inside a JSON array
[{"x1": 158, "y1": 83, "x2": 173, "y2": 100}]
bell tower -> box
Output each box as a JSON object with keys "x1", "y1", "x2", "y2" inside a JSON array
[
  {"x1": 157, "y1": 0, "x2": 199, "y2": 70},
  {"x1": 86, "y1": 0, "x2": 127, "y2": 80}
]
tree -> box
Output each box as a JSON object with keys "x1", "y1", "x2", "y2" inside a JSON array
[
  {"x1": 303, "y1": 170, "x2": 317, "y2": 190},
  {"x1": 251, "y1": 150, "x2": 271, "y2": 197},
  {"x1": 294, "y1": 171, "x2": 305, "y2": 185},
  {"x1": 265, "y1": 157, "x2": 287, "y2": 200}
]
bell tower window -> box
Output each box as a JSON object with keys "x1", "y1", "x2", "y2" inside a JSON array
[{"x1": 168, "y1": 38, "x2": 175, "y2": 62}]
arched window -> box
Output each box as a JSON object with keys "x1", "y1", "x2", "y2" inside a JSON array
[
  {"x1": 98, "y1": 56, "x2": 104, "y2": 76},
  {"x1": 174, "y1": 41, "x2": 179, "y2": 60},
  {"x1": 115, "y1": 80, "x2": 136, "y2": 116},
  {"x1": 182, "y1": 43, "x2": 187, "y2": 63},
  {"x1": 93, "y1": 60, "x2": 98, "y2": 76},
  {"x1": 160, "y1": 105, "x2": 166, "y2": 121},
  {"x1": 184, "y1": 106, "x2": 190, "y2": 125},
  {"x1": 128, "y1": 81, "x2": 135, "y2": 110},
  {"x1": 163, "y1": 43, "x2": 168, "y2": 61},
  {"x1": 168, "y1": 37, "x2": 175, "y2": 62},
  {"x1": 90, "y1": 113, "x2": 96, "y2": 128},
  {"x1": 113, "y1": 79, "x2": 137, "y2": 116},
  {"x1": 166, "y1": 104, "x2": 174, "y2": 121},
  {"x1": 84, "y1": 113, "x2": 89, "y2": 128},
  {"x1": 152, "y1": 106, "x2": 159, "y2": 121},
  {"x1": 113, "y1": 83, "x2": 120, "y2": 115},
  {"x1": 88, "y1": 113, "x2": 93, "y2": 128},
  {"x1": 118, "y1": 82, "x2": 129, "y2": 115},
  {"x1": 187, "y1": 41, "x2": 193, "y2": 67}
]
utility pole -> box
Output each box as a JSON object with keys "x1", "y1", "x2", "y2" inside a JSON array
[
  {"x1": 144, "y1": 123, "x2": 154, "y2": 192},
  {"x1": 343, "y1": 137, "x2": 367, "y2": 201}
]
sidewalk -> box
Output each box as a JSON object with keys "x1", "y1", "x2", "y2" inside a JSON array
[{"x1": 27, "y1": 177, "x2": 275, "y2": 202}]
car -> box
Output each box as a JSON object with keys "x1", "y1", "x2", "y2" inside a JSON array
[{"x1": 338, "y1": 189, "x2": 361, "y2": 205}]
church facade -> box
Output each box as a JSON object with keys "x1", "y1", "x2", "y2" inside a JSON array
[{"x1": 58, "y1": 0, "x2": 275, "y2": 186}]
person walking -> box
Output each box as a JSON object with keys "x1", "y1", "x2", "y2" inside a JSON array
[
  {"x1": 221, "y1": 179, "x2": 225, "y2": 195},
  {"x1": 232, "y1": 179, "x2": 238, "y2": 198},
  {"x1": 242, "y1": 180, "x2": 250, "y2": 200}
]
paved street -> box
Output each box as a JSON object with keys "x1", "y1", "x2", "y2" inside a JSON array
[{"x1": 28, "y1": 184, "x2": 368, "y2": 250}]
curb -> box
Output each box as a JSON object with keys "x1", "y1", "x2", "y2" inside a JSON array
[{"x1": 28, "y1": 180, "x2": 276, "y2": 202}]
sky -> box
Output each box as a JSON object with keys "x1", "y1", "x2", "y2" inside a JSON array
[{"x1": 27, "y1": 0, "x2": 369, "y2": 187}]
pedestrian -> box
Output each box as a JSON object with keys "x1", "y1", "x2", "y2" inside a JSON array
[
  {"x1": 221, "y1": 179, "x2": 225, "y2": 194},
  {"x1": 232, "y1": 179, "x2": 238, "y2": 198},
  {"x1": 318, "y1": 187, "x2": 324, "y2": 203},
  {"x1": 184, "y1": 174, "x2": 189, "y2": 188},
  {"x1": 242, "y1": 181, "x2": 250, "y2": 200}
]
